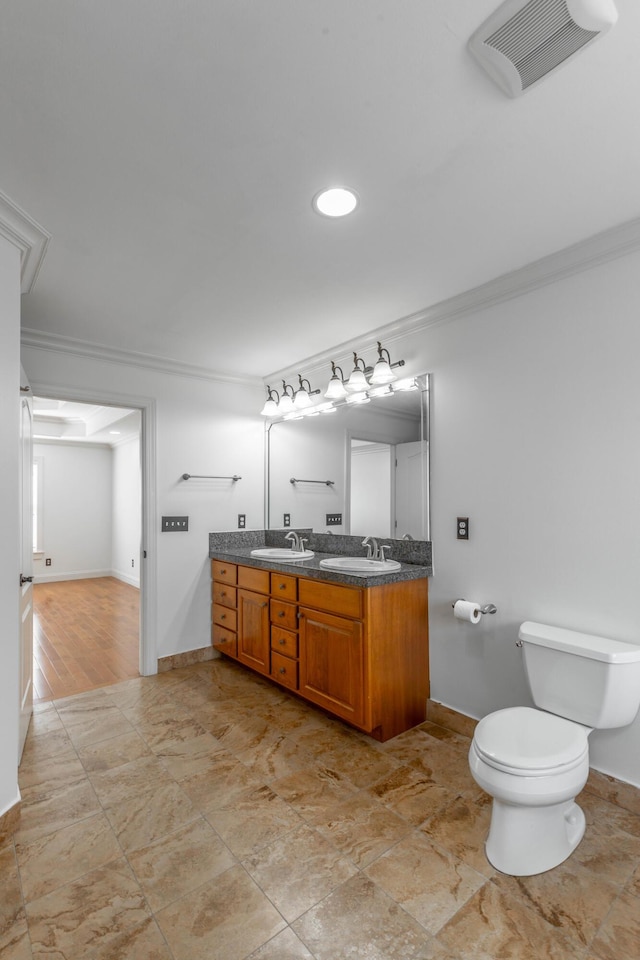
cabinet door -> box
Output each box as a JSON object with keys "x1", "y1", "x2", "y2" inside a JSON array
[
  {"x1": 237, "y1": 589, "x2": 270, "y2": 675},
  {"x1": 299, "y1": 607, "x2": 365, "y2": 727}
]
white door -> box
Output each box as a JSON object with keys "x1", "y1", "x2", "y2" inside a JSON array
[
  {"x1": 18, "y1": 373, "x2": 33, "y2": 760},
  {"x1": 395, "y1": 440, "x2": 427, "y2": 539}
]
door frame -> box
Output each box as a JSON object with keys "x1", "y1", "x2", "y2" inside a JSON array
[{"x1": 26, "y1": 381, "x2": 158, "y2": 676}]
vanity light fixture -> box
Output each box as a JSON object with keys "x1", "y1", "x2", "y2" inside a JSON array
[
  {"x1": 346, "y1": 353, "x2": 369, "y2": 393},
  {"x1": 325, "y1": 341, "x2": 405, "y2": 399},
  {"x1": 345, "y1": 391, "x2": 370, "y2": 404},
  {"x1": 324, "y1": 362, "x2": 348, "y2": 400},
  {"x1": 278, "y1": 381, "x2": 296, "y2": 415},
  {"x1": 294, "y1": 375, "x2": 321, "y2": 410},
  {"x1": 370, "y1": 342, "x2": 399, "y2": 385},
  {"x1": 312, "y1": 186, "x2": 359, "y2": 218},
  {"x1": 260, "y1": 385, "x2": 280, "y2": 417}
]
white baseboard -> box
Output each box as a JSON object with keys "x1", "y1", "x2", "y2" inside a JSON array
[
  {"x1": 33, "y1": 569, "x2": 113, "y2": 584},
  {"x1": 111, "y1": 569, "x2": 140, "y2": 588}
]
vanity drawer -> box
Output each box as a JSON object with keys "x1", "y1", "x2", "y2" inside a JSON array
[
  {"x1": 270, "y1": 573, "x2": 297, "y2": 601},
  {"x1": 212, "y1": 603, "x2": 237, "y2": 632},
  {"x1": 212, "y1": 560, "x2": 237, "y2": 585},
  {"x1": 270, "y1": 599, "x2": 298, "y2": 631},
  {"x1": 238, "y1": 565, "x2": 270, "y2": 594},
  {"x1": 298, "y1": 579, "x2": 363, "y2": 620},
  {"x1": 271, "y1": 650, "x2": 299, "y2": 691},
  {"x1": 212, "y1": 623, "x2": 237, "y2": 656},
  {"x1": 271, "y1": 626, "x2": 299, "y2": 658},
  {"x1": 212, "y1": 583, "x2": 237, "y2": 608}
]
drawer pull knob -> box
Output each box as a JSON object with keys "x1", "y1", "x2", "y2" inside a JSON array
[
  {"x1": 279, "y1": 667, "x2": 286, "y2": 675},
  {"x1": 279, "y1": 583, "x2": 286, "y2": 590},
  {"x1": 279, "y1": 638, "x2": 286, "y2": 645},
  {"x1": 278, "y1": 611, "x2": 285, "y2": 618},
  {"x1": 220, "y1": 568, "x2": 226, "y2": 574},
  {"x1": 220, "y1": 613, "x2": 226, "y2": 620}
]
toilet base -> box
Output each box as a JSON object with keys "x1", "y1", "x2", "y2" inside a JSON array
[{"x1": 485, "y1": 797, "x2": 586, "y2": 876}]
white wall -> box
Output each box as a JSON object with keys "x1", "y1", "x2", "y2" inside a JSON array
[
  {"x1": 20, "y1": 346, "x2": 265, "y2": 661},
  {"x1": 392, "y1": 249, "x2": 640, "y2": 787},
  {"x1": 112, "y1": 432, "x2": 141, "y2": 586},
  {"x1": 32, "y1": 442, "x2": 113, "y2": 581},
  {"x1": 0, "y1": 235, "x2": 21, "y2": 817}
]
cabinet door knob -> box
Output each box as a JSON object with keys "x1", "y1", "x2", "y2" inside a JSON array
[{"x1": 261, "y1": 602, "x2": 268, "y2": 608}]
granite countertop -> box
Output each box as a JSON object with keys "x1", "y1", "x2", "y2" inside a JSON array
[{"x1": 209, "y1": 530, "x2": 432, "y2": 588}]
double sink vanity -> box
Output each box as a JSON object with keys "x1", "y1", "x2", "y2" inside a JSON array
[{"x1": 209, "y1": 530, "x2": 432, "y2": 742}]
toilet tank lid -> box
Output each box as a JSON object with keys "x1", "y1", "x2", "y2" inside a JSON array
[{"x1": 519, "y1": 622, "x2": 640, "y2": 663}]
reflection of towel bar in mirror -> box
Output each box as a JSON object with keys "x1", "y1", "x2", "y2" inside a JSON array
[
  {"x1": 182, "y1": 473, "x2": 242, "y2": 481},
  {"x1": 290, "y1": 477, "x2": 335, "y2": 486}
]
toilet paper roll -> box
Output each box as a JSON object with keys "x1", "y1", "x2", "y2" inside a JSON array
[{"x1": 454, "y1": 600, "x2": 482, "y2": 624}]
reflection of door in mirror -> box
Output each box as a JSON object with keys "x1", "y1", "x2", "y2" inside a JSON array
[
  {"x1": 395, "y1": 441, "x2": 426, "y2": 538},
  {"x1": 350, "y1": 439, "x2": 425, "y2": 538},
  {"x1": 349, "y1": 440, "x2": 392, "y2": 537}
]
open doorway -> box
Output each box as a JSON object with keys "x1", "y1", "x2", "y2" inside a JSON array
[{"x1": 31, "y1": 398, "x2": 142, "y2": 701}]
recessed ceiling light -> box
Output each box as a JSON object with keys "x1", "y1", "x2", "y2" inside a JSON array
[
  {"x1": 312, "y1": 187, "x2": 359, "y2": 218},
  {"x1": 109, "y1": 430, "x2": 121, "y2": 435}
]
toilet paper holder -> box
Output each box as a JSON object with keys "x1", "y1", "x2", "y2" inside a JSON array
[{"x1": 452, "y1": 600, "x2": 497, "y2": 615}]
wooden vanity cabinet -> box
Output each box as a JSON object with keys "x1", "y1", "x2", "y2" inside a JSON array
[
  {"x1": 210, "y1": 558, "x2": 429, "y2": 741},
  {"x1": 298, "y1": 605, "x2": 364, "y2": 726}
]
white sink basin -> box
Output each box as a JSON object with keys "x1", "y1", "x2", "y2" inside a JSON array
[
  {"x1": 250, "y1": 547, "x2": 314, "y2": 561},
  {"x1": 319, "y1": 557, "x2": 401, "y2": 576}
]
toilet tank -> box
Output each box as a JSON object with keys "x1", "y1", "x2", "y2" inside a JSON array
[{"x1": 519, "y1": 621, "x2": 640, "y2": 729}]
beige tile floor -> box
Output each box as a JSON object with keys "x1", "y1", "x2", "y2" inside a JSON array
[{"x1": 3, "y1": 658, "x2": 640, "y2": 960}]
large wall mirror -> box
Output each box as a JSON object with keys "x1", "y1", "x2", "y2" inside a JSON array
[{"x1": 266, "y1": 373, "x2": 430, "y2": 541}]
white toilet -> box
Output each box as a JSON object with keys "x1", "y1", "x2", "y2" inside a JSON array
[{"x1": 468, "y1": 620, "x2": 640, "y2": 876}]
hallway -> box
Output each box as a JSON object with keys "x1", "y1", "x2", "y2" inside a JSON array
[{"x1": 33, "y1": 578, "x2": 139, "y2": 702}]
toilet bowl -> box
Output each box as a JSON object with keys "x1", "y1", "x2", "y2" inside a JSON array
[
  {"x1": 469, "y1": 706, "x2": 590, "y2": 875},
  {"x1": 468, "y1": 621, "x2": 640, "y2": 877}
]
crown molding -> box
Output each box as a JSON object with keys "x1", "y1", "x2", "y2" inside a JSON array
[
  {"x1": 265, "y1": 214, "x2": 640, "y2": 383},
  {"x1": 0, "y1": 191, "x2": 50, "y2": 294},
  {"x1": 20, "y1": 328, "x2": 261, "y2": 386}
]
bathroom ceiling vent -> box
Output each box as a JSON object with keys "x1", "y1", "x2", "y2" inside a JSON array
[{"x1": 468, "y1": 0, "x2": 618, "y2": 97}]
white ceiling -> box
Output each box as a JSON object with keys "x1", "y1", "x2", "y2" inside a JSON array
[
  {"x1": 32, "y1": 399, "x2": 140, "y2": 446},
  {"x1": 3, "y1": 1, "x2": 640, "y2": 381}
]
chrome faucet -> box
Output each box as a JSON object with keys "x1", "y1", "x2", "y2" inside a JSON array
[
  {"x1": 362, "y1": 536, "x2": 392, "y2": 561},
  {"x1": 362, "y1": 536, "x2": 380, "y2": 560},
  {"x1": 285, "y1": 530, "x2": 301, "y2": 551}
]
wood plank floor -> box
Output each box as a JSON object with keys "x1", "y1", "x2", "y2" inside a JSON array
[{"x1": 33, "y1": 577, "x2": 140, "y2": 702}]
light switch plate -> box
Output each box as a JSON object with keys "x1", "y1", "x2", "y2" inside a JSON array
[{"x1": 162, "y1": 516, "x2": 189, "y2": 532}]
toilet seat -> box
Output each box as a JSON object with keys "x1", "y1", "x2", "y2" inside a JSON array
[{"x1": 473, "y1": 706, "x2": 589, "y2": 777}]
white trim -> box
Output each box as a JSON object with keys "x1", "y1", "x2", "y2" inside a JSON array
[
  {"x1": 34, "y1": 570, "x2": 113, "y2": 584},
  {"x1": 21, "y1": 327, "x2": 260, "y2": 386},
  {"x1": 0, "y1": 191, "x2": 50, "y2": 293},
  {"x1": 24, "y1": 380, "x2": 157, "y2": 677},
  {"x1": 110, "y1": 570, "x2": 140, "y2": 588},
  {"x1": 264, "y1": 215, "x2": 640, "y2": 382},
  {"x1": 32, "y1": 437, "x2": 113, "y2": 450},
  {"x1": 0, "y1": 791, "x2": 21, "y2": 820},
  {"x1": 32, "y1": 455, "x2": 44, "y2": 554}
]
